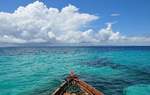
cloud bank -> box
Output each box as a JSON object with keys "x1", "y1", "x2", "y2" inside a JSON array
[{"x1": 0, "y1": 1, "x2": 150, "y2": 45}]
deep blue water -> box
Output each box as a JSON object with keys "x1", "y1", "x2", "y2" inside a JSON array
[{"x1": 0, "y1": 46, "x2": 150, "y2": 95}]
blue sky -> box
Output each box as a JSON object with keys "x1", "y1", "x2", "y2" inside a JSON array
[
  {"x1": 0, "y1": 0, "x2": 150, "y2": 36},
  {"x1": 0, "y1": 0, "x2": 150, "y2": 45}
]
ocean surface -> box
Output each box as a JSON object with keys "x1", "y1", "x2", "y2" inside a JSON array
[{"x1": 0, "y1": 46, "x2": 150, "y2": 95}]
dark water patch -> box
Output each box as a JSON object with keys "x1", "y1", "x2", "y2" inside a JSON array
[
  {"x1": 81, "y1": 58, "x2": 128, "y2": 69},
  {"x1": 79, "y1": 59, "x2": 150, "y2": 95},
  {"x1": 129, "y1": 65, "x2": 150, "y2": 75},
  {"x1": 79, "y1": 75, "x2": 125, "y2": 95},
  {"x1": 81, "y1": 58, "x2": 150, "y2": 76},
  {"x1": 80, "y1": 74, "x2": 150, "y2": 95},
  {"x1": 81, "y1": 58, "x2": 112, "y2": 67}
]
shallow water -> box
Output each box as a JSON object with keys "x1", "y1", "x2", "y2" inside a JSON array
[{"x1": 0, "y1": 46, "x2": 150, "y2": 95}]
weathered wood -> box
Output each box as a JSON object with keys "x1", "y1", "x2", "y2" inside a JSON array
[
  {"x1": 77, "y1": 80, "x2": 104, "y2": 95},
  {"x1": 52, "y1": 81, "x2": 69, "y2": 95},
  {"x1": 52, "y1": 73, "x2": 104, "y2": 95}
]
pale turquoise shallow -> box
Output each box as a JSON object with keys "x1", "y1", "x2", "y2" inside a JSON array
[{"x1": 0, "y1": 46, "x2": 150, "y2": 95}]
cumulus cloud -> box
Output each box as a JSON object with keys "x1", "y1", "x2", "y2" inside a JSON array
[
  {"x1": 0, "y1": 1, "x2": 150, "y2": 45},
  {"x1": 0, "y1": 1, "x2": 98, "y2": 44}
]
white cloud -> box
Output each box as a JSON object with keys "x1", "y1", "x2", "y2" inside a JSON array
[
  {"x1": 0, "y1": 1, "x2": 98, "y2": 44},
  {"x1": 0, "y1": 1, "x2": 150, "y2": 45},
  {"x1": 111, "y1": 13, "x2": 120, "y2": 17}
]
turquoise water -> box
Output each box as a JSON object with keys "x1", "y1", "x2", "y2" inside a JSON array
[{"x1": 0, "y1": 46, "x2": 150, "y2": 95}]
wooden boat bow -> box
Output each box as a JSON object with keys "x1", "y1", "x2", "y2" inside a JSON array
[{"x1": 52, "y1": 72, "x2": 104, "y2": 95}]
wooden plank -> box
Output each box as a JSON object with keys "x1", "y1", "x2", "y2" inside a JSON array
[{"x1": 77, "y1": 80, "x2": 104, "y2": 95}]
